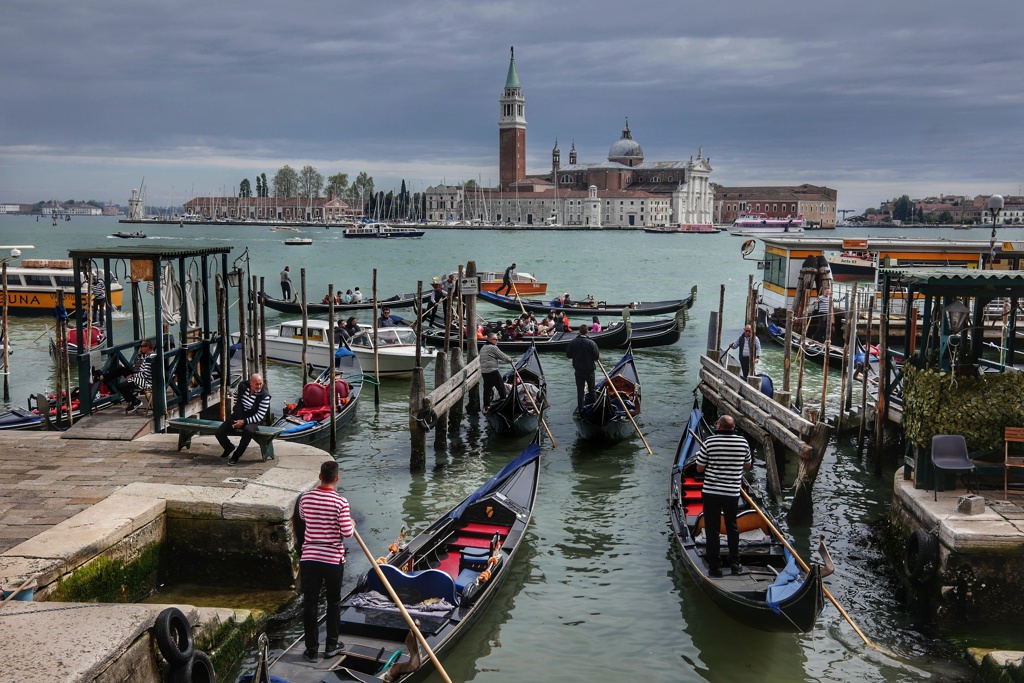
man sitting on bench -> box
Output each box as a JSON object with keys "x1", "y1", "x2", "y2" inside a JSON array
[
  {"x1": 216, "y1": 373, "x2": 271, "y2": 465},
  {"x1": 98, "y1": 338, "x2": 156, "y2": 413}
]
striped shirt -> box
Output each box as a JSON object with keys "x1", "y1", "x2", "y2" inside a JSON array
[
  {"x1": 696, "y1": 432, "x2": 752, "y2": 497},
  {"x1": 234, "y1": 383, "x2": 271, "y2": 425},
  {"x1": 130, "y1": 353, "x2": 155, "y2": 391},
  {"x1": 299, "y1": 486, "x2": 353, "y2": 564}
]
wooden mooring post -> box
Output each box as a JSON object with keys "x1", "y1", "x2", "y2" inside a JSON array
[{"x1": 465, "y1": 261, "x2": 480, "y2": 414}]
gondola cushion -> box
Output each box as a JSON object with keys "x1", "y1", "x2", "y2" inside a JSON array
[
  {"x1": 460, "y1": 547, "x2": 490, "y2": 570},
  {"x1": 365, "y1": 565, "x2": 459, "y2": 606},
  {"x1": 455, "y1": 568, "x2": 481, "y2": 595}
]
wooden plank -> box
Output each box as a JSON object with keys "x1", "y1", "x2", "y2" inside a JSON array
[{"x1": 699, "y1": 354, "x2": 814, "y2": 435}]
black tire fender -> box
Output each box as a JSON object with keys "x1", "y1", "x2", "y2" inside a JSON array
[
  {"x1": 904, "y1": 530, "x2": 939, "y2": 584},
  {"x1": 416, "y1": 407, "x2": 438, "y2": 431},
  {"x1": 167, "y1": 650, "x2": 215, "y2": 683},
  {"x1": 154, "y1": 607, "x2": 195, "y2": 666}
]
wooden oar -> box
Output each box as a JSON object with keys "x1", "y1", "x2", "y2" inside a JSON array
[
  {"x1": 739, "y1": 489, "x2": 884, "y2": 652},
  {"x1": 509, "y1": 281, "x2": 528, "y2": 315},
  {"x1": 507, "y1": 357, "x2": 557, "y2": 448},
  {"x1": 597, "y1": 359, "x2": 652, "y2": 455},
  {"x1": 0, "y1": 576, "x2": 35, "y2": 608},
  {"x1": 351, "y1": 529, "x2": 454, "y2": 683},
  {"x1": 687, "y1": 429, "x2": 886, "y2": 654}
]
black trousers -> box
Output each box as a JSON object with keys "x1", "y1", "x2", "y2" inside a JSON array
[
  {"x1": 482, "y1": 370, "x2": 507, "y2": 404},
  {"x1": 702, "y1": 492, "x2": 740, "y2": 570},
  {"x1": 215, "y1": 419, "x2": 258, "y2": 458},
  {"x1": 574, "y1": 370, "x2": 596, "y2": 411},
  {"x1": 281, "y1": 280, "x2": 293, "y2": 300},
  {"x1": 103, "y1": 366, "x2": 140, "y2": 403},
  {"x1": 496, "y1": 279, "x2": 512, "y2": 296},
  {"x1": 301, "y1": 560, "x2": 344, "y2": 654}
]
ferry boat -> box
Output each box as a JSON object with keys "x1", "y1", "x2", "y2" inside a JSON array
[
  {"x1": 342, "y1": 222, "x2": 425, "y2": 238},
  {"x1": 0, "y1": 259, "x2": 124, "y2": 315},
  {"x1": 729, "y1": 212, "x2": 805, "y2": 236},
  {"x1": 644, "y1": 224, "x2": 717, "y2": 234}
]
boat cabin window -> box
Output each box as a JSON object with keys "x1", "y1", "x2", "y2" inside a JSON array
[
  {"x1": 764, "y1": 253, "x2": 787, "y2": 289},
  {"x1": 350, "y1": 330, "x2": 372, "y2": 347},
  {"x1": 23, "y1": 275, "x2": 55, "y2": 287},
  {"x1": 4, "y1": 275, "x2": 24, "y2": 286},
  {"x1": 285, "y1": 326, "x2": 323, "y2": 341},
  {"x1": 54, "y1": 276, "x2": 76, "y2": 287}
]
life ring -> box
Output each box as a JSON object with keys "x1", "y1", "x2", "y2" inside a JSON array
[
  {"x1": 154, "y1": 607, "x2": 194, "y2": 666},
  {"x1": 416, "y1": 407, "x2": 438, "y2": 431},
  {"x1": 167, "y1": 650, "x2": 215, "y2": 683},
  {"x1": 904, "y1": 530, "x2": 939, "y2": 584}
]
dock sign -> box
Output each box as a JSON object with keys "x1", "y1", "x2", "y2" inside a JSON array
[
  {"x1": 1002, "y1": 241, "x2": 1024, "y2": 252},
  {"x1": 460, "y1": 277, "x2": 479, "y2": 294},
  {"x1": 843, "y1": 239, "x2": 869, "y2": 250}
]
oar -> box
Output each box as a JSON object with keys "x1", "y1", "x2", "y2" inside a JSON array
[
  {"x1": 0, "y1": 576, "x2": 35, "y2": 608},
  {"x1": 351, "y1": 529, "x2": 454, "y2": 683},
  {"x1": 507, "y1": 357, "x2": 557, "y2": 448},
  {"x1": 597, "y1": 359, "x2": 652, "y2": 455},
  {"x1": 688, "y1": 430, "x2": 886, "y2": 654},
  {"x1": 739, "y1": 489, "x2": 884, "y2": 652},
  {"x1": 510, "y1": 281, "x2": 527, "y2": 315}
]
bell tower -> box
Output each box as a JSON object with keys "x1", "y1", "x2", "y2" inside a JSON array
[{"x1": 499, "y1": 46, "x2": 526, "y2": 190}]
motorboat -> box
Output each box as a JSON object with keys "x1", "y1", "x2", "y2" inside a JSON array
[
  {"x1": 827, "y1": 251, "x2": 876, "y2": 282},
  {"x1": 284, "y1": 237, "x2": 313, "y2": 246},
  {"x1": 0, "y1": 259, "x2": 123, "y2": 316},
  {"x1": 644, "y1": 224, "x2": 717, "y2": 234},
  {"x1": 262, "y1": 319, "x2": 435, "y2": 378},
  {"x1": 447, "y1": 270, "x2": 547, "y2": 296},
  {"x1": 111, "y1": 231, "x2": 147, "y2": 239},
  {"x1": 343, "y1": 223, "x2": 425, "y2": 238},
  {"x1": 728, "y1": 212, "x2": 805, "y2": 236}
]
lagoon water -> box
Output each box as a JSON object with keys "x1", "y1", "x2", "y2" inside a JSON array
[{"x1": 5, "y1": 215, "x2": 1023, "y2": 681}]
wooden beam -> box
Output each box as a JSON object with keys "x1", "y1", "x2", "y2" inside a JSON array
[{"x1": 699, "y1": 355, "x2": 814, "y2": 435}]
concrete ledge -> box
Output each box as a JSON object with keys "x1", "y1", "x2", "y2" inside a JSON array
[{"x1": 118, "y1": 482, "x2": 239, "y2": 519}]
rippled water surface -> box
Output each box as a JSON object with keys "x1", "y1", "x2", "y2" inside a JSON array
[{"x1": 4, "y1": 216, "x2": 1021, "y2": 681}]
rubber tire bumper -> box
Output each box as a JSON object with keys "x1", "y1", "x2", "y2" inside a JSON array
[
  {"x1": 168, "y1": 650, "x2": 215, "y2": 683},
  {"x1": 155, "y1": 607, "x2": 195, "y2": 666},
  {"x1": 904, "y1": 530, "x2": 939, "y2": 584}
]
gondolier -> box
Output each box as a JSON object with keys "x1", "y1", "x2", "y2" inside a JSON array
[
  {"x1": 99, "y1": 338, "x2": 155, "y2": 413},
  {"x1": 695, "y1": 415, "x2": 752, "y2": 577},
  {"x1": 281, "y1": 266, "x2": 294, "y2": 301},
  {"x1": 496, "y1": 262, "x2": 517, "y2": 296},
  {"x1": 728, "y1": 325, "x2": 761, "y2": 378},
  {"x1": 479, "y1": 333, "x2": 513, "y2": 405},
  {"x1": 216, "y1": 373, "x2": 271, "y2": 464},
  {"x1": 566, "y1": 324, "x2": 600, "y2": 412}
]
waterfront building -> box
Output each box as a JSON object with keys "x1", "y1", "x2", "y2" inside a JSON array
[
  {"x1": 425, "y1": 48, "x2": 714, "y2": 228},
  {"x1": 181, "y1": 195, "x2": 361, "y2": 223},
  {"x1": 41, "y1": 202, "x2": 102, "y2": 216},
  {"x1": 714, "y1": 184, "x2": 838, "y2": 228}
]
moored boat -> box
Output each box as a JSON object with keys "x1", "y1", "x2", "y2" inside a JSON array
[
  {"x1": 628, "y1": 316, "x2": 682, "y2": 349},
  {"x1": 484, "y1": 345, "x2": 547, "y2": 436},
  {"x1": 460, "y1": 270, "x2": 547, "y2": 296},
  {"x1": 668, "y1": 407, "x2": 826, "y2": 632},
  {"x1": 254, "y1": 441, "x2": 540, "y2": 683},
  {"x1": 260, "y1": 291, "x2": 430, "y2": 315},
  {"x1": 572, "y1": 348, "x2": 641, "y2": 444},
  {"x1": 0, "y1": 259, "x2": 124, "y2": 316},
  {"x1": 272, "y1": 349, "x2": 363, "y2": 444},
  {"x1": 477, "y1": 285, "x2": 696, "y2": 318}
]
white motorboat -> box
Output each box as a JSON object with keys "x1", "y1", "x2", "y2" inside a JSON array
[
  {"x1": 728, "y1": 212, "x2": 805, "y2": 236},
  {"x1": 283, "y1": 237, "x2": 313, "y2": 246},
  {"x1": 262, "y1": 319, "x2": 435, "y2": 378}
]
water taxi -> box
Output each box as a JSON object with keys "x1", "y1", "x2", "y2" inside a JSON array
[
  {"x1": 342, "y1": 223, "x2": 425, "y2": 238},
  {"x1": 470, "y1": 270, "x2": 547, "y2": 295},
  {"x1": 644, "y1": 224, "x2": 717, "y2": 234},
  {"x1": 0, "y1": 259, "x2": 124, "y2": 315}
]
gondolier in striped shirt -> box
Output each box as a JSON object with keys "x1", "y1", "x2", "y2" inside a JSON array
[
  {"x1": 216, "y1": 373, "x2": 271, "y2": 465},
  {"x1": 298, "y1": 460, "x2": 354, "y2": 661},
  {"x1": 98, "y1": 338, "x2": 156, "y2": 413},
  {"x1": 696, "y1": 415, "x2": 752, "y2": 577}
]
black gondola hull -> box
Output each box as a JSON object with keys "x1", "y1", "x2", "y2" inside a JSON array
[
  {"x1": 261, "y1": 291, "x2": 430, "y2": 315},
  {"x1": 424, "y1": 319, "x2": 630, "y2": 352},
  {"x1": 478, "y1": 289, "x2": 694, "y2": 317},
  {"x1": 484, "y1": 346, "x2": 547, "y2": 437}
]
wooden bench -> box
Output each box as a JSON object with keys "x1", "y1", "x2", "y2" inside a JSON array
[
  {"x1": 1006, "y1": 426, "x2": 1024, "y2": 500},
  {"x1": 166, "y1": 417, "x2": 284, "y2": 462}
]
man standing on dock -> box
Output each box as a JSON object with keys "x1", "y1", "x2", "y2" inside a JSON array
[
  {"x1": 216, "y1": 373, "x2": 271, "y2": 465},
  {"x1": 696, "y1": 414, "x2": 752, "y2": 577},
  {"x1": 728, "y1": 325, "x2": 761, "y2": 378},
  {"x1": 298, "y1": 460, "x2": 354, "y2": 661},
  {"x1": 566, "y1": 324, "x2": 600, "y2": 413},
  {"x1": 280, "y1": 266, "x2": 294, "y2": 301},
  {"x1": 496, "y1": 262, "x2": 517, "y2": 296}
]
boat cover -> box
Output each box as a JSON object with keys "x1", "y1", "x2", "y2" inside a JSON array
[
  {"x1": 448, "y1": 442, "x2": 540, "y2": 519},
  {"x1": 765, "y1": 548, "x2": 802, "y2": 614}
]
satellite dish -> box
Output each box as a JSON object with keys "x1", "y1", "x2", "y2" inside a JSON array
[{"x1": 741, "y1": 239, "x2": 756, "y2": 257}]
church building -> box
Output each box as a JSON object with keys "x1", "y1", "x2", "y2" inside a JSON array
[{"x1": 425, "y1": 48, "x2": 714, "y2": 229}]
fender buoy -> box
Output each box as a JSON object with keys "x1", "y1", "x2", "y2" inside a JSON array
[
  {"x1": 416, "y1": 407, "x2": 438, "y2": 431},
  {"x1": 904, "y1": 530, "x2": 939, "y2": 584},
  {"x1": 167, "y1": 650, "x2": 215, "y2": 683},
  {"x1": 154, "y1": 607, "x2": 194, "y2": 666}
]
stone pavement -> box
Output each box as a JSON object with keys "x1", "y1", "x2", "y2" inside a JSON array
[{"x1": 0, "y1": 431, "x2": 324, "y2": 555}]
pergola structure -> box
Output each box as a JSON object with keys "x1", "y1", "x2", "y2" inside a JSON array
[{"x1": 66, "y1": 245, "x2": 233, "y2": 432}]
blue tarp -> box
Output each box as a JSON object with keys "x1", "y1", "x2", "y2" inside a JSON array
[
  {"x1": 282, "y1": 420, "x2": 317, "y2": 435},
  {"x1": 676, "y1": 409, "x2": 703, "y2": 470},
  {"x1": 334, "y1": 346, "x2": 356, "y2": 359},
  {"x1": 448, "y1": 442, "x2": 540, "y2": 520},
  {"x1": 766, "y1": 547, "x2": 803, "y2": 614}
]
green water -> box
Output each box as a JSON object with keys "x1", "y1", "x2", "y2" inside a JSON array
[{"x1": 5, "y1": 215, "x2": 1024, "y2": 681}]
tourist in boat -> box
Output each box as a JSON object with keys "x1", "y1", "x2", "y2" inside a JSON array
[
  {"x1": 280, "y1": 266, "x2": 293, "y2": 301},
  {"x1": 298, "y1": 460, "x2": 354, "y2": 661},
  {"x1": 215, "y1": 373, "x2": 271, "y2": 465},
  {"x1": 695, "y1": 414, "x2": 753, "y2": 577},
  {"x1": 521, "y1": 312, "x2": 538, "y2": 336},
  {"x1": 566, "y1": 324, "x2": 600, "y2": 413},
  {"x1": 334, "y1": 320, "x2": 350, "y2": 348},
  {"x1": 479, "y1": 332, "x2": 513, "y2": 405},
  {"x1": 538, "y1": 311, "x2": 556, "y2": 336},
  {"x1": 343, "y1": 289, "x2": 354, "y2": 303},
  {"x1": 98, "y1": 338, "x2": 156, "y2": 413},
  {"x1": 591, "y1": 316, "x2": 602, "y2": 333},
  {"x1": 378, "y1": 306, "x2": 400, "y2": 328},
  {"x1": 344, "y1": 317, "x2": 360, "y2": 338},
  {"x1": 321, "y1": 293, "x2": 333, "y2": 304},
  {"x1": 351, "y1": 287, "x2": 363, "y2": 303},
  {"x1": 728, "y1": 325, "x2": 761, "y2": 378},
  {"x1": 496, "y1": 262, "x2": 517, "y2": 296}
]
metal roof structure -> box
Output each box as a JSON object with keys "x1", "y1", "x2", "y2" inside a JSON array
[
  {"x1": 67, "y1": 245, "x2": 231, "y2": 260},
  {"x1": 880, "y1": 267, "x2": 1024, "y2": 286},
  {"x1": 760, "y1": 235, "x2": 1024, "y2": 255}
]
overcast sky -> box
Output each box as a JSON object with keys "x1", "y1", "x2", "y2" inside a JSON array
[{"x1": 2, "y1": 0, "x2": 1022, "y2": 214}]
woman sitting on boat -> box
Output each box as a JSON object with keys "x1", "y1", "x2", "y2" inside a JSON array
[{"x1": 591, "y1": 316, "x2": 602, "y2": 333}]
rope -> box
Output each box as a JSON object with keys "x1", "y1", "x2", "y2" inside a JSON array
[
  {"x1": 223, "y1": 477, "x2": 304, "y2": 493},
  {"x1": 0, "y1": 603, "x2": 108, "y2": 618}
]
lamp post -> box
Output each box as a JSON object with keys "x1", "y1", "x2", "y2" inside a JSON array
[{"x1": 988, "y1": 194, "x2": 1004, "y2": 269}]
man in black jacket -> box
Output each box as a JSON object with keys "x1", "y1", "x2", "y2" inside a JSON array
[
  {"x1": 566, "y1": 324, "x2": 600, "y2": 412},
  {"x1": 216, "y1": 373, "x2": 271, "y2": 465}
]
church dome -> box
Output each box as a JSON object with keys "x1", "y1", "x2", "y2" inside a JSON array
[{"x1": 608, "y1": 119, "x2": 643, "y2": 163}]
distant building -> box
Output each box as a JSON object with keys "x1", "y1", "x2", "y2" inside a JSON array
[
  {"x1": 425, "y1": 48, "x2": 714, "y2": 228},
  {"x1": 181, "y1": 196, "x2": 360, "y2": 222},
  {"x1": 714, "y1": 184, "x2": 838, "y2": 228},
  {"x1": 41, "y1": 202, "x2": 102, "y2": 216},
  {"x1": 0, "y1": 204, "x2": 20, "y2": 214}
]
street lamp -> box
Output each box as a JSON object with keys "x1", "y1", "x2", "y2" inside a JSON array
[{"x1": 988, "y1": 194, "x2": 1004, "y2": 269}]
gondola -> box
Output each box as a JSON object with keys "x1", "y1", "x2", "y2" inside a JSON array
[
  {"x1": 572, "y1": 348, "x2": 641, "y2": 443},
  {"x1": 272, "y1": 349, "x2": 363, "y2": 445},
  {"x1": 253, "y1": 441, "x2": 540, "y2": 683},
  {"x1": 0, "y1": 382, "x2": 113, "y2": 431},
  {"x1": 260, "y1": 291, "x2": 431, "y2": 315},
  {"x1": 423, "y1": 316, "x2": 631, "y2": 352},
  {"x1": 668, "y1": 407, "x2": 826, "y2": 632},
  {"x1": 484, "y1": 345, "x2": 547, "y2": 436},
  {"x1": 477, "y1": 284, "x2": 697, "y2": 318},
  {"x1": 764, "y1": 321, "x2": 875, "y2": 374},
  {"x1": 628, "y1": 316, "x2": 682, "y2": 349}
]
